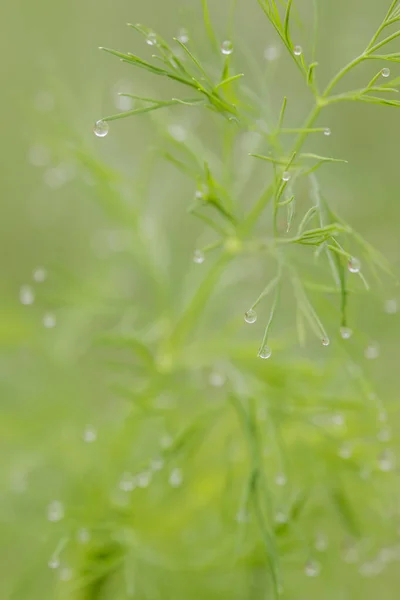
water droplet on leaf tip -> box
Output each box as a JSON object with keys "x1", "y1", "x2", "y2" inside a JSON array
[
  {"x1": 324, "y1": 127, "x2": 331, "y2": 136},
  {"x1": 348, "y1": 257, "x2": 361, "y2": 273},
  {"x1": 146, "y1": 32, "x2": 157, "y2": 46},
  {"x1": 193, "y1": 249, "x2": 205, "y2": 264},
  {"x1": 294, "y1": 45, "x2": 302, "y2": 56},
  {"x1": 221, "y1": 40, "x2": 233, "y2": 55},
  {"x1": 177, "y1": 28, "x2": 189, "y2": 44},
  {"x1": 282, "y1": 171, "x2": 291, "y2": 182},
  {"x1": 244, "y1": 309, "x2": 257, "y2": 324},
  {"x1": 258, "y1": 345, "x2": 272, "y2": 360},
  {"x1": 321, "y1": 336, "x2": 330, "y2": 346},
  {"x1": 382, "y1": 67, "x2": 391, "y2": 78},
  {"x1": 93, "y1": 120, "x2": 109, "y2": 137},
  {"x1": 340, "y1": 327, "x2": 352, "y2": 340}
]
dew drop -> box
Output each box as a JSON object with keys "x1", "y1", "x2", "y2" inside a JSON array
[
  {"x1": 324, "y1": 128, "x2": 331, "y2": 136},
  {"x1": 236, "y1": 508, "x2": 249, "y2": 523},
  {"x1": 77, "y1": 528, "x2": 90, "y2": 544},
  {"x1": 83, "y1": 424, "x2": 97, "y2": 443},
  {"x1": 340, "y1": 327, "x2": 352, "y2": 340},
  {"x1": 221, "y1": 40, "x2": 233, "y2": 55},
  {"x1": 43, "y1": 313, "x2": 56, "y2": 329},
  {"x1": 150, "y1": 457, "x2": 164, "y2": 471},
  {"x1": 282, "y1": 171, "x2": 291, "y2": 182},
  {"x1": 193, "y1": 249, "x2": 205, "y2": 264},
  {"x1": 119, "y1": 472, "x2": 136, "y2": 492},
  {"x1": 258, "y1": 345, "x2": 272, "y2": 360},
  {"x1": 275, "y1": 473, "x2": 287, "y2": 486},
  {"x1": 160, "y1": 434, "x2": 173, "y2": 449},
  {"x1": 48, "y1": 557, "x2": 60, "y2": 569},
  {"x1": 385, "y1": 299, "x2": 398, "y2": 314},
  {"x1": 115, "y1": 94, "x2": 133, "y2": 111},
  {"x1": 244, "y1": 309, "x2": 257, "y2": 324},
  {"x1": 33, "y1": 267, "x2": 47, "y2": 283},
  {"x1": 20, "y1": 285, "x2": 34, "y2": 306},
  {"x1": 209, "y1": 371, "x2": 226, "y2": 387},
  {"x1": 177, "y1": 28, "x2": 189, "y2": 44},
  {"x1": 348, "y1": 257, "x2": 361, "y2": 273},
  {"x1": 169, "y1": 467, "x2": 183, "y2": 488},
  {"x1": 365, "y1": 342, "x2": 380, "y2": 360},
  {"x1": 275, "y1": 511, "x2": 287, "y2": 524},
  {"x1": 382, "y1": 67, "x2": 391, "y2": 78},
  {"x1": 168, "y1": 124, "x2": 187, "y2": 142},
  {"x1": 137, "y1": 471, "x2": 152, "y2": 488},
  {"x1": 338, "y1": 443, "x2": 352, "y2": 459},
  {"x1": 93, "y1": 120, "x2": 109, "y2": 138},
  {"x1": 146, "y1": 32, "x2": 157, "y2": 46},
  {"x1": 378, "y1": 449, "x2": 395, "y2": 472},
  {"x1": 321, "y1": 336, "x2": 330, "y2": 347},
  {"x1": 47, "y1": 501, "x2": 64, "y2": 522},
  {"x1": 264, "y1": 45, "x2": 280, "y2": 61},
  {"x1": 294, "y1": 45, "x2": 303, "y2": 56},
  {"x1": 315, "y1": 532, "x2": 328, "y2": 552},
  {"x1": 59, "y1": 567, "x2": 73, "y2": 581},
  {"x1": 304, "y1": 559, "x2": 320, "y2": 577}
]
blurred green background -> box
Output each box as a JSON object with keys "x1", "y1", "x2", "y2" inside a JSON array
[{"x1": 2, "y1": 0, "x2": 400, "y2": 598}]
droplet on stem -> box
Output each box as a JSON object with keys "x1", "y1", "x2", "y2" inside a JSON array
[
  {"x1": 177, "y1": 28, "x2": 189, "y2": 44},
  {"x1": 258, "y1": 346, "x2": 272, "y2": 360},
  {"x1": 321, "y1": 336, "x2": 330, "y2": 347},
  {"x1": 382, "y1": 67, "x2": 391, "y2": 78},
  {"x1": 146, "y1": 32, "x2": 157, "y2": 46},
  {"x1": 348, "y1": 257, "x2": 361, "y2": 273},
  {"x1": 93, "y1": 120, "x2": 109, "y2": 138},
  {"x1": 221, "y1": 40, "x2": 233, "y2": 55},
  {"x1": 340, "y1": 327, "x2": 352, "y2": 340},
  {"x1": 244, "y1": 309, "x2": 257, "y2": 324},
  {"x1": 293, "y1": 45, "x2": 302, "y2": 56},
  {"x1": 282, "y1": 171, "x2": 291, "y2": 182},
  {"x1": 324, "y1": 128, "x2": 331, "y2": 136},
  {"x1": 193, "y1": 249, "x2": 205, "y2": 264}
]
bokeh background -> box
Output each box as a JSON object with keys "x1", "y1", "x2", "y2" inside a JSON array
[{"x1": 2, "y1": 0, "x2": 400, "y2": 598}]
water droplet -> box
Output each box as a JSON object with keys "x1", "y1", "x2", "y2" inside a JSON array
[
  {"x1": 47, "y1": 501, "x2": 64, "y2": 522},
  {"x1": 382, "y1": 67, "x2": 391, "y2": 78},
  {"x1": 304, "y1": 559, "x2": 320, "y2": 577},
  {"x1": 282, "y1": 171, "x2": 291, "y2": 182},
  {"x1": 169, "y1": 467, "x2": 183, "y2": 488},
  {"x1": 332, "y1": 413, "x2": 345, "y2": 426},
  {"x1": 385, "y1": 299, "x2": 398, "y2": 314},
  {"x1": 236, "y1": 508, "x2": 249, "y2": 523},
  {"x1": 28, "y1": 144, "x2": 51, "y2": 167},
  {"x1": 378, "y1": 409, "x2": 387, "y2": 422},
  {"x1": 77, "y1": 528, "x2": 90, "y2": 544},
  {"x1": 293, "y1": 45, "x2": 303, "y2": 56},
  {"x1": 43, "y1": 313, "x2": 56, "y2": 329},
  {"x1": 365, "y1": 342, "x2": 380, "y2": 360},
  {"x1": 20, "y1": 285, "x2": 34, "y2": 306},
  {"x1": 338, "y1": 443, "x2": 352, "y2": 459},
  {"x1": 83, "y1": 425, "x2": 97, "y2": 443},
  {"x1": 378, "y1": 449, "x2": 395, "y2": 472},
  {"x1": 377, "y1": 428, "x2": 391, "y2": 443},
  {"x1": 321, "y1": 336, "x2": 330, "y2": 346},
  {"x1": 160, "y1": 434, "x2": 173, "y2": 449},
  {"x1": 93, "y1": 120, "x2": 109, "y2": 138},
  {"x1": 315, "y1": 532, "x2": 328, "y2": 552},
  {"x1": 33, "y1": 267, "x2": 47, "y2": 283},
  {"x1": 342, "y1": 539, "x2": 359, "y2": 563},
  {"x1": 275, "y1": 473, "x2": 287, "y2": 486},
  {"x1": 137, "y1": 471, "x2": 152, "y2": 488},
  {"x1": 258, "y1": 345, "x2": 272, "y2": 360},
  {"x1": 340, "y1": 327, "x2": 352, "y2": 340},
  {"x1": 177, "y1": 28, "x2": 189, "y2": 44},
  {"x1": 244, "y1": 309, "x2": 257, "y2": 324},
  {"x1": 275, "y1": 511, "x2": 287, "y2": 524},
  {"x1": 168, "y1": 124, "x2": 187, "y2": 142},
  {"x1": 48, "y1": 557, "x2": 60, "y2": 569},
  {"x1": 324, "y1": 128, "x2": 331, "y2": 136},
  {"x1": 221, "y1": 40, "x2": 233, "y2": 55},
  {"x1": 150, "y1": 457, "x2": 164, "y2": 471},
  {"x1": 193, "y1": 249, "x2": 205, "y2": 264},
  {"x1": 146, "y1": 32, "x2": 157, "y2": 46},
  {"x1": 209, "y1": 371, "x2": 226, "y2": 387},
  {"x1": 119, "y1": 472, "x2": 136, "y2": 492},
  {"x1": 35, "y1": 91, "x2": 55, "y2": 112},
  {"x1": 264, "y1": 45, "x2": 280, "y2": 61},
  {"x1": 348, "y1": 257, "x2": 361, "y2": 273},
  {"x1": 59, "y1": 567, "x2": 73, "y2": 581}
]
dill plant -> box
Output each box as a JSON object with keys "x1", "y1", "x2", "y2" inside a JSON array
[{"x1": 8, "y1": 2, "x2": 400, "y2": 600}]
